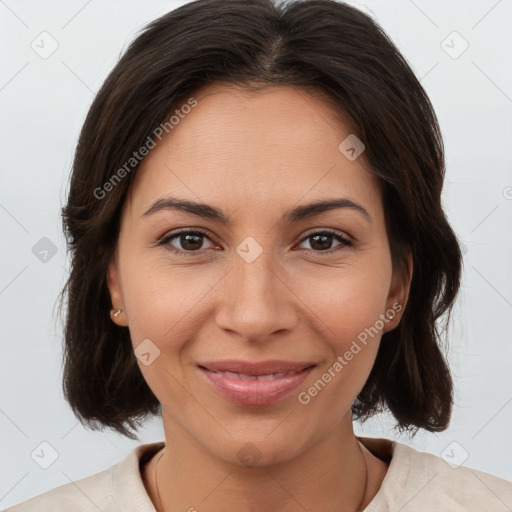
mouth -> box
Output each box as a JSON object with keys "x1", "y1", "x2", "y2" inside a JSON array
[
  {"x1": 198, "y1": 359, "x2": 315, "y2": 375},
  {"x1": 197, "y1": 360, "x2": 316, "y2": 406}
]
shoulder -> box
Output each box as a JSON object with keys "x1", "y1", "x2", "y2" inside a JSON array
[
  {"x1": 3, "y1": 442, "x2": 164, "y2": 512},
  {"x1": 364, "y1": 438, "x2": 512, "y2": 512},
  {"x1": 2, "y1": 466, "x2": 113, "y2": 512}
]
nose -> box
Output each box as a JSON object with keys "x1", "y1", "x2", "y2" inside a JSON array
[{"x1": 214, "y1": 245, "x2": 300, "y2": 343}]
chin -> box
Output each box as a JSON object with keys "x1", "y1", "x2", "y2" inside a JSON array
[{"x1": 201, "y1": 428, "x2": 311, "y2": 468}]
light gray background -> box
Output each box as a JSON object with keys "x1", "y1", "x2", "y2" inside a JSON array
[{"x1": 1, "y1": 0, "x2": 511, "y2": 507}]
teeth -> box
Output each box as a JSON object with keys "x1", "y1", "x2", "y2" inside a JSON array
[
  {"x1": 213, "y1": 370, "x2": 297, "y2": 380},
  {"x1": 257, "y1": 374, "x2": 276, "y2": 380},
  {"x1": 238, "y1": 373, "x2": 257, "y2": 381}
]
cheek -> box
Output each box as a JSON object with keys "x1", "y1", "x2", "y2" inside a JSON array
[
  {"x1": 291, "y1": 258, "x2": 393, "y2": 407},
  {"x1": 119, "y1": 226, "x2": 393, "y2": 348},
  {"x1": 295, "y1": 271, "x2": 391, "y2": 415},
  {"x1": 297, "y1": 262, "x2": 392, "y2": 345},
  {"x1": 118, "y1": 254, "x2": 216, "y2": 351},
  {"x1": 118, "y1": 253, "x2": 175, "y2": 340},
  {"x1": 118, "y1": 258, "x2": 203, "y2": 407}
]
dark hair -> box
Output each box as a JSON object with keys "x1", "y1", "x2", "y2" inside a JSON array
[{"x1": 60, "y1": 0, "x2": 462, "y2": 439}]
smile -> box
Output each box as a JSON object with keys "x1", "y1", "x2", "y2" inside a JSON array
[
  {"x1": 197, "y1": 361, "x2": 315, "y2": 406},
  {"x1": 207, "y1": 369, "x2": 303, "y2": 380}
]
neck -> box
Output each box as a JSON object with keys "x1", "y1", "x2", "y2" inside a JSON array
[{"x1": 145, "y1": 416, "x2": 389, "y2": 512}]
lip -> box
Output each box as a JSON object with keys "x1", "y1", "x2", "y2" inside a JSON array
[
  {"x1": 197, "y1": 360, "x2": 316, "y2": 406},
  {"x1": 198, "y1": 359, "x2": 315, "y2": 375}
]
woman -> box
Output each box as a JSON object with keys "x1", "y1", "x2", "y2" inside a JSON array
[{"x1": 6, "y1": 0, "x2": 512, "y2": 510}]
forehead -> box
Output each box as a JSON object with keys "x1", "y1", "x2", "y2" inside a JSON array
[{"x1": 126, "y1": 83, "x2": 382, "y2": 224}]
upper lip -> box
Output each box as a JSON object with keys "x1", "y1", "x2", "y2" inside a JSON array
[{"x1": 198, "y1": 360, "x2": 316, "y2": 376}]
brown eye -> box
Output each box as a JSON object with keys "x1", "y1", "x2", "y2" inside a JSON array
[
  {"x1": 158, "y1": 228, "x2": 352, "y2": 257},
  {"x1": 297, "y1": 229, "x2": 352, "y2": 254},
  {"x1": 159, "y1": 229, "x2": 215, "y2": 253}
]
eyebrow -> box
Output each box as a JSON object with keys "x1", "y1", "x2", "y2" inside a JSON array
[{"x1": 142, "y1": 195, "x2": 371, "y2": 224}]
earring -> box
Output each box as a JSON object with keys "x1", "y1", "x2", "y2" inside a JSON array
[{"x1": 111, "y1": 308, "x2": 122, "y2": 318}]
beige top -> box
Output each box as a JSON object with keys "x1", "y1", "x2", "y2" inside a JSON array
[{"x1": 4, "y1": 437, "x2": 512, "y2": 511}]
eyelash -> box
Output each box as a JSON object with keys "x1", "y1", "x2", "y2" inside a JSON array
[{"x1": 157, "y1": 228, "x2": 353, "y2": 257}]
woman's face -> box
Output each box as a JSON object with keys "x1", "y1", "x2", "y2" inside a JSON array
[{"x1": 108, "y1": 83, "x2": 411, "y2": 465}]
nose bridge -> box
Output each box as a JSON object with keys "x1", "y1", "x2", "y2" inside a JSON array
[
  {"x1": 236, "y1": 241, "x2": 280, "y2": 298},
  {"x1": 215, "y1": 237, "x2": 298, "y2": 339}
]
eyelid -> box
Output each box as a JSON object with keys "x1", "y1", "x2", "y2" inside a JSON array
[
  {"x1": 299, "y1": 227, "x2": 353, "y2": 243},
  {"x1": 157, "y1": 227, "x2": 220, "y2": 248},
  {"x1": 296, "y1": 228, "x2": 353, "y2": 254},
  {"x1": 157, "y1": 226, "x2": 354, "y2": 256}
]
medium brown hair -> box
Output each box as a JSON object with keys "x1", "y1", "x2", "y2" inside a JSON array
[{"x1": 60, "y1": 0, "x2": 462, "y2": 439}]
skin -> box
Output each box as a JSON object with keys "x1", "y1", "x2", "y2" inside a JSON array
[{"x1": 107, "y1": 83, "x2": 412, "y2": 512}]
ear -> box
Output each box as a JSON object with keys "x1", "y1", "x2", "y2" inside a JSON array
[
  {"x1": 383, "y1": 249, "x2": 413, "y2": 333},
  {"x1": 107, "y1": 257, "x2": 128, "y2": 326}
]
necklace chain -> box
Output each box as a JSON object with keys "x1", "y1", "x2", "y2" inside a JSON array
[
  {"x1": 154, "y1": 441, "x2": 368, "y2": 511},
  {"x1": 357, "y1": 440, "x2": 369, "y2": 511},
  {"x1": 154, "y1": 449, "x2": 165, "y2": 512}
]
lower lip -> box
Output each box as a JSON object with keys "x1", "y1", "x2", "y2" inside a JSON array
[{"x1": 198, "y1": 366, "x2": 315, "y2": 406}]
